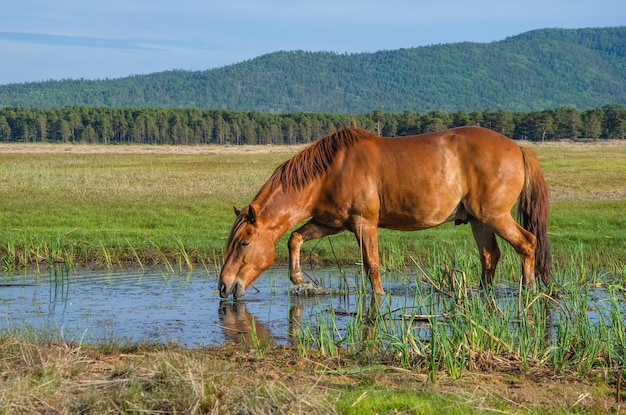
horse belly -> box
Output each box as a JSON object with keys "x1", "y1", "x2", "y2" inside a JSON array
[
  {"x1": 377, "y1": 185, "x2": 464, "y2": 231},
  {"x1": 376, "y1": 155, "x2": 464, "y2": 231},
  {"x1": 378, "y1": 201, "x2": 462, "y2": 231}
]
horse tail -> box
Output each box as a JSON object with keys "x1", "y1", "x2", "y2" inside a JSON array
[{"x1": 518, "y1": 147, "x2": 552, "y2": 287}]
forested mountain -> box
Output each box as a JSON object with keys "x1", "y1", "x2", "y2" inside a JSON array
[{"x1": 0, "y1": 27, "x2": 624, "y2": 113}]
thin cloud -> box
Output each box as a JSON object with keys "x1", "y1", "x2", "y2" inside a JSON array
[{"x1": 0, "y1": 31, "x2": 216, "y2": 52}]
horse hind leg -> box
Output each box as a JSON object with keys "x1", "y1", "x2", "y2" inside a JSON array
[
  {"x1": 488, "y1": 215, "x2": 537, "y2": 289},
  {"x1": 288, "y1": 219, "x2": 344, "y2": 285},
  {"x1": 470, "y1": 220, "x2": 501, "y2": 288},
  {"x1": 350, "y1": 217, "x2": 384, "y2": 295}
]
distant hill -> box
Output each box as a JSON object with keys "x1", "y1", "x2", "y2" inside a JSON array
[{"x1": 0, "y1": 27, "x2": 624, "y2": 113}]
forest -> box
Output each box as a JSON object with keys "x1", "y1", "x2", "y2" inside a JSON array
[
  {"x1": 0, "y1": 27, "x2": 624, "y2": 114},
  {"x1": 1, "y1": 105, "x2": 625, "y2": 145}
]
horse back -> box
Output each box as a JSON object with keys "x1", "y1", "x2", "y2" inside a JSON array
[{"x1": 316, "y1": 126, "x2": 525, "y2": 230}]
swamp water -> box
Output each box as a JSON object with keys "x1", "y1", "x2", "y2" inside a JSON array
[{"x1": 0, "y1": 266, "x2": 623, "y2": 348}]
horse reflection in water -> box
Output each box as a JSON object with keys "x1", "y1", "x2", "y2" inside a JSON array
[
  {"x1": 218, "y1": 301, "x2": 304, "y2": 345},
  {"x1": 219, "y1": 126, "x2": 551, "y2": 300},
  {"x1": 218, "y1": 296, "x2": 381, "y2": 345}
]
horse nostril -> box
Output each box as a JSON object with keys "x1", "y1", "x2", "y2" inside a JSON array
[
  {"x1": 232, "y1": 282, "x2": 246, "y2": 299},
  {"x1": 232, "y1": 283, "x2": 240, "y2": 299},
  {"x1": 219, "y1": 281, "x2": 229, "y2": 298}
]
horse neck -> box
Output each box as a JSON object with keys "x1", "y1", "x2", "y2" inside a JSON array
[{"x1": 252, "y1": 182, "x2": 316, "y2": 241}]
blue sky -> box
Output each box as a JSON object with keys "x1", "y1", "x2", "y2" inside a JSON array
[{"x1": 1, "y1": 0, "x2": 624, "y2": 85}]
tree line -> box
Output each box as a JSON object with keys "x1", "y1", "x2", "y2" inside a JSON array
[{"x1": 1, "y1": 105, "x2": 625, "y2": 145}]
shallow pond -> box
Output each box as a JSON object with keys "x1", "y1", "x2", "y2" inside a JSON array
[{"x1": 0, "y1": 266, "x2": 622, "y2": 348}]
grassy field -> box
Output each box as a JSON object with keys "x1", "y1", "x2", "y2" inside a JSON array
[
  {"x1": 1, "y1": 141, "x2": 625, "y2": 274},
  {"x1": 1, "y1": 140, "x2": 626, "y2": 414},
  {"x1": 0, "y1": 145, "x2": 281, "y2": 269}
]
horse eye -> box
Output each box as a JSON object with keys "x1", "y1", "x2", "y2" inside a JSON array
[{"x1": 240, "y1": 241, "x2": 250, "y2": 248}]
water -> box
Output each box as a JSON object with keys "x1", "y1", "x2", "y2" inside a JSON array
[
  {"x1": 0, "y1": 266, "x2": 622, "y2": 348},
  {"x1": 0, "y1": 266, "x2": 371, "y2": 347}
]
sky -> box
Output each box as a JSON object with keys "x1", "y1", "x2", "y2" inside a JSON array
[{"x1": 1, "y1": 0, "x2": 624, "y2": 85}]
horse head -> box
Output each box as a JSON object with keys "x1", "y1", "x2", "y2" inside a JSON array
[
  {"x1": 218, "y1": 301, "x2": 275, "y2": 343},
  {"x1": 218, "y1": 204, "x2": 275, "y2": 299}
]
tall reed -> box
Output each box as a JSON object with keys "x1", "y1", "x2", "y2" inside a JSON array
[{"x1": 292, "y1": 253, "x2": 625, "y2": 381}]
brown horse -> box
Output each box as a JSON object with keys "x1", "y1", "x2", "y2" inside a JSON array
[{"x1": 219, "y1": 126, "x2": 551, "y2": 299}]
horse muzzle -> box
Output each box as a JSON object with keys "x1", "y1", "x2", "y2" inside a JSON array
[{"x1": 219, "y1": 280, "x2": 247, "y2": 299}]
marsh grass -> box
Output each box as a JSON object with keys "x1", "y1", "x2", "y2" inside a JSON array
[
  {"x1": 1, "y1": 266, "x2": 623, "y2": 414},
  {"x1": 290, "y1": 249, "x2": 626, "y2": 384},
  {"x1": 278, "y1": 251, "x2": 625, "y2": 413},
  {"x1": 285, "y1": 213, "x2": 625, "y2": 384}
]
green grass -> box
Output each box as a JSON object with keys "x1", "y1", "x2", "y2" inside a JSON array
[
  {"x1": 0, "y1": 150, "x2": 287, "y2": 269},
  {"x1": 336, "y1": 389, "x2": 474, "y2": 415},
  {"x1": 1, "y1": 142, "x2": 626, "y2": 276}
]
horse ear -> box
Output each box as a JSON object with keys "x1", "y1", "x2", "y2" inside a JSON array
[
  {"x1": 233, "y1": 206, "x2": 241, "y2": 216},
  {"x1": 247, "y1": 205, "x2": 257, "y2": 225}
]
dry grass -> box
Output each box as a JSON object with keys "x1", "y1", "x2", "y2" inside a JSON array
[
  {"x1": 528, "y1": 140, "x2": 626, "y2": 202},
  {"x1": 0, "y1": 337, "x2": 337, "y2": 414},
  {"x1": 3, "y1": 140, "x2": 625, "y2": 204},
  {"x1": 0, "y1": 143, "x2": 306, "y2": 155},
  {"x1": 0, "y1": 336, "x2": 621, "y2": 414}
]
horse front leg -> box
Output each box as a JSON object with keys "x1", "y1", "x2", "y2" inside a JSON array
[{"x1": 288, "y1": 219, "x2": 344, "y2": 285}]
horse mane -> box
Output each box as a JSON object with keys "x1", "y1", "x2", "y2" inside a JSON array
[{"x1": 263, "y1": 127, "x2": 374, "y2": 193}]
